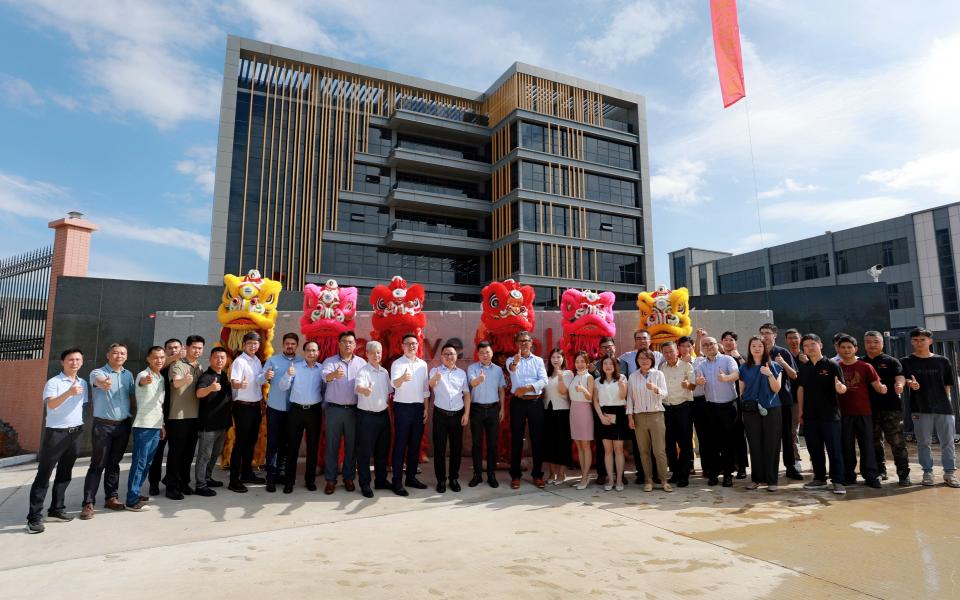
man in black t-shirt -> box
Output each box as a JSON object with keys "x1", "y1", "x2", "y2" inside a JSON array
[
  {"x1": 863, "y1": 331, "x2": 910, "y2": 485},
  {"x1": 194, "y1": 348, "x2": 232, "y2": 496},
  {"x1": 899, "y1": 328, "x2": 958, "y2": 488},
  {"x1": 796, "y1": 333, "x2": 848, "y2": 495}
]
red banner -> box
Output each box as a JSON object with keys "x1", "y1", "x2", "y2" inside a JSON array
[{"x1": 710, "y1": 0, "x2": 746, "y2": 108}]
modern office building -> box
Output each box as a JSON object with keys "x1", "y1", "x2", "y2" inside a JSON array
[
  {"x1": 208, "y1": 35, "x2": 653, "y2": 306},
  {"x1": 669, "y1": 202, "x2": 960, "y2": 333}
]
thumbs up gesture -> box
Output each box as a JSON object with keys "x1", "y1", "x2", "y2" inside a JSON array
[
  {"x1": 834, "y1": 376, "x2": 845, "y2": 393},
  {"x1": 141, "y1": 371, "x2": 154, "y2": 385},
  {"x1": 477, "y1": 370, "x2": 486, "y2": 384},
  {"x1": 239, "y1": 376, "x2": 248, "y2": 390},
  {"x1": 716, "y1": 370, "x2": 726, "y2": 382},
  {"x1": 759, "y1": 365, "x2": 772, "y2": 377},
  {"x1": 210, "y1": 378, "x2": 221, "y2": 392},
  {"x1": 908, "y1": 375, "x2": 920, "y2": 391},
  {"x1": 265, "y1": 367, "x2": 275, "y2": 382},
  {"x1": 334, "y1": 366, "x2": 345, "y2": 380},
  {"x1": 798, "y1": 352, "x2": 809, "y2": 364},
  {"x1": 695, "y1": 372, "x2": 706, "y2": 386},
  {"x1": 645, "y1": 379, "x2": 657, "y2": 391},
  {"x1": 774, "y1": 355, "x2": 786, "y2": 367},
  {"x1": 401, "y1": 368, "x2": 412, "y2": 383},
  {"x1": 430, "y1": 369, "x2": 442, "y2": 386},
  {"x1": 287, "y1": 364, "x2": 296, "y2": 377},
  {"x1": 510, "y1": 352, "x2": 521, "y2": 371},
  {"x1": 96, "y1": 375, "x2": 111, "y2": 391},
  {"x1": 70, "y1": 381, "x2": 84, "y2": 397}
]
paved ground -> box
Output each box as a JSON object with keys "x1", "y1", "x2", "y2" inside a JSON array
[{"x1": 0, "y1": 447, "x2": 957, "y2": 599}]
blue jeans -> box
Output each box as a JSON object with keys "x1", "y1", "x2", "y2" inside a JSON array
[
  {"x1": 126, "y1": 427, "x2": 161, "y2": 505},
  {"x1": 914, "y1": 414, "x2": 957, "y2": 473}
]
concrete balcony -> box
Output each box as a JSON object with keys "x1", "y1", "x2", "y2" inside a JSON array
[
  {"x1": 388, "y1": 108, "x2": 489, "y2": 144},
  {"x1": 387, "y1": 186, "x2": 491, "y2": 218},
  {"x1": 384, "y1": 222, "x2": 491, "y2": 255},
  {"x1": 388, "y1": 147, "x2": 491, "y2": 182}
]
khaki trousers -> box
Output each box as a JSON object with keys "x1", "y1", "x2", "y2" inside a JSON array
[{"x1": 633, "y1": 412, "x2": 669, "y2": 484}]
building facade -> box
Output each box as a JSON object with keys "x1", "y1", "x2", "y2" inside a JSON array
[
  {"x1": 208, "y1": 36, "x2": 654, "y2": 307},
  {"x1": 670, "y1": 202, "x2": 960, "y2": 333}
]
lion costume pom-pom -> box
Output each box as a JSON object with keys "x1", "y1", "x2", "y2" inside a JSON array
[
  {"x1": 301, "y1": 279, "x2": 358, "y2": 359},
  {"x1": 370, "y1": 276, "x2": 426, "y2": 363},
  {"x1": 560, "y1": 288, "x2": 617, "y2": 368}
]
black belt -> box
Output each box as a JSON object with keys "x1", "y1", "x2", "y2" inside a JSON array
[
  {"x1": 291, "y1": 402, "x2": 319, "y2": 410},
  {"x1": 49, "y1": 425, "x2": 82, "y2": 433},
  {"x1": 234, "y1": 400, "x2": 260, "y2": 406},
  {"x1": 434, "y1": 406, "x2": 464, "y2": 416},
  {"x1": 472, "y1": 403, "x2": 499, "y2": 409},
  {"x1": 513, "y1": 395, "x2": 543, "y2": 401},
  {"x1": 358, "y1": 408, "x2": 388, "y2": 415},
  {"x1": 94, "y1": 417, "x2": 126, "y2": 425},
  {"x1": 327, "y1": 403, "x2": 357, "y2": 409}
]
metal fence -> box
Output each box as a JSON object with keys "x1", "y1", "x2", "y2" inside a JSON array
[{"x1": 0, "y1": 245, "x2": 52, "y2": 360}]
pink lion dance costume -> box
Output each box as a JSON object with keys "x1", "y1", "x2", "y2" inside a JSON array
[
  {"x1": 300, "y1": 279, "x2": 358, "y2": 358},
  {"x1": 560, "y1": 288, "x2": 617, "y2": 368},
  {"x1": 473, "y1": 279, "x2": 536, "y2": 466}
]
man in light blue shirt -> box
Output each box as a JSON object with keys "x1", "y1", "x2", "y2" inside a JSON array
[
  {"x1": 505, "y1": 330, "x2": 549, "y2": 489},
  {"x1": 82, "y1": 342, "x2": 136, "y2": 518},
  {"x1": 429, "y1": 343, "x2": 471, "y2": 493},
  {"x1": 467, "y1": 341, "x2": 506, "y2": 488},
  {"x1": 278, "y1": 340, "x2": 324, "y2": 493},
  {"x1": 693, "y1": 337, "x2": 741, "y2": 487},
  {"x1": 262, "y1": 332, "x2": 300, "y2": 492},
  {"x1": 320, "y1": 330, "x2": 367, "y2": 493},
  {"x1": 26, "y1": 348, "x2": 88, "y2": 533}
]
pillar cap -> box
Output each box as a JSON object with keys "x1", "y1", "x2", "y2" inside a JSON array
[{"x1": 48, "y1": 215, "x2": 98, "y2": 232}]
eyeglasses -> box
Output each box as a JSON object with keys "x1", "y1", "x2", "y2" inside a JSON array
[
  {"x1": 403, "y1": 341, "x2": 418, "y2": 346},
  {"x1": 518, "y1": 339, "x2": 532, "y2": 344},
  {"x1": 600, "y1": 344, "x2": 614, "y2": 350},
  {"x1": 441, "y1": 352, "x2": 457, "y2": 357}
]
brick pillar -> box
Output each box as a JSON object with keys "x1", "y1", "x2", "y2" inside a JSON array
[{"x1": 43, "y1": 214, "x2": 98, "y2": 358}]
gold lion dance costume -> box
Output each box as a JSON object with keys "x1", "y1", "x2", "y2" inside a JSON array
[
  {"x1": 636, "y1": 285, "x2": 692, "y2": 350},
  {"x1": 473, "y1": 279, "x2": 536, "y2": 467},
  {"x1": 216, "y1": 269, "x2": 281, "y2": 469}
]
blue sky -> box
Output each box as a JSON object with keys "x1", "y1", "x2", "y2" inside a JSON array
[{"x1": 1, "y1": 0, "x2": 959, "y2": 286}]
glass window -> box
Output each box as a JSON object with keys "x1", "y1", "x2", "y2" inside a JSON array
[
  {"x1": 936, "y1": 229, "x2": 958, "y2": 312},
  {"x1": 770, "y1": 254, "x2": 831, "y2": 285},
  {"x1": 835, "y1": 238, "x2": 909, "y2": 274},
  {"x1": 394, "y1": 172, "x2": 486, "y2": 200},
  {"x1": 396, "y1": 134, "x2": 484, "y2": 162},
  {"x1": 583, "y1": 136, "x2": 635, "y2": 169},
  {"x1": 585, "y1": 173, "x2": 637, "y2": 207},
  {"x1": 393, "y1": 211, "x2": 486, "y2": 239},
  {"x1": 352, "y1": 164, "x2": 391, "y2": 195},
  {"x1": 887, "y1": 281, "x2": 915, "y2": 310},
  {"x1": 365, "y1": 126, "x2": 392, "y2": 156},
  {"x1": 673, "y1": 254, "x2": 687, "y2": 288},
  {"x1": 320, "y1": 242, "x2": 482, "y2": 285},
  {"x1": 586, "y1": 212, "x2": 639, "y2": 245},
  {"x1": 719, "y1": 267, "x2": 766, "y2": 293},
  {"x1": 596, "y1": 251, "x2": 644, "y2": 285},
  {"x1": 337, "y1": 201, "x2": 389, "y2": 236}
]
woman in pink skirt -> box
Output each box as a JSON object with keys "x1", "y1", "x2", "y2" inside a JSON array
[{"x1": 569, "y1": 351, "x2": 596, "y2": 489}]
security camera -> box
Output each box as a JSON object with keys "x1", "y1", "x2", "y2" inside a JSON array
[{"x1": 868, "y1": 264, "x2": 883, "y2": 283}]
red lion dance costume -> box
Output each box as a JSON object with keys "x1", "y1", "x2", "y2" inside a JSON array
[
  {"x1": 370, "y1": 276, "x2": 426, "y2": 362},
  {"x1": 560, "y1": 288, "x2": 617, "y2": 368},
  {"x1": 301, "y1": 279, "x2": 358, "y2": 471},
  {"x1": 474, "y1": 279, "x2": 535, "y2": 466}
]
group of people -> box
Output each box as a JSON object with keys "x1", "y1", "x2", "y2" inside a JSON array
[{"x1": 25, "y1": 323, "x2": 959, "y2": 534}]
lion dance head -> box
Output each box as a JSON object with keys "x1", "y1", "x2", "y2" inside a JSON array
[
  {"x1": 474, "y1": 279, "x2": 536, "y2": 359},
  {"x1": 370, "y1": 276, "x2": 426, "y2": 362},
  {"x1": 560, "y1": 288, "x2": 616, "y2": 367},
  {"x1": 301, "y1": 279, "x2": 357, "y2": 359},
  {"x1": 636, "y1": 285, "x2": 692, "y2": 350},
  {"x1": 217, "y1": 269, "x2": 282, "y2": 359}
]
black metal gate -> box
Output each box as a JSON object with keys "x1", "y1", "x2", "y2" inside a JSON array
[{"x1": 0, "y1": 245, "x2": 52, "y2": 359}]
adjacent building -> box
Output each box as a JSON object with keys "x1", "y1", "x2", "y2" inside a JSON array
[
  {"x1": 670, "y1": 202, "x2": 960, "y2": 334},
  {"x1": 208, "y1": 35, "x2": 654, "y2": 307}
]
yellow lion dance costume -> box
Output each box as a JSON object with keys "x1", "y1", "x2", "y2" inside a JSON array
[
  {"x1": 217, "y1": 269, "x2": 282, "y2": 468},
  {"x1": 636, "y1": 285, "x2": 692, "y2": 350}
]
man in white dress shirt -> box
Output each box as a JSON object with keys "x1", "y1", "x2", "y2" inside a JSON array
[
  {"x1": 429, "y1": 343, "x2": 472, "y2": 493},
  {"x1": 229, "y1": 332, "x2": 267, "y2": 493},
  {"x1": 390, "y1": 333, "x2": 431, "y2": 496},
  {"x1": 355, "y1": 341, "x2": 392, "y2": 498},
  {"x1": 506, "y1": 331, "x2": 549, "y2": 490}
]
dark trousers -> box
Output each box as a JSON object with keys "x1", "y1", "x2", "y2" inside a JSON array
[
  {"x1": 433, "y1": 407, "x2": 465, "y2": 482},
  {"x1": 743, "y1": 406, "x2": 782, "y2": 485},
  {"x1": 804, "y1": 419, "x2": 844, "y2": 483},
  {"x1": 393, "y1": 402, "x2": 424, "y2": 484},
  {"x1": 692, "y1": 396, "x2": 708, "y2": 473},
  {"x1": 842, "y1": 414, "x2": 879, "y2": 482},
  {"x1": 664, "y1": 402, "x2": 694, "y2": 482},
  {"x1": 470, "y1": 403, "x2": 499, "y2": 476},
  {"x1": 28, "y1": 426, "x2": 82, "y2": 521},
  {"x1": 265, "y1": 406, "x2": 289, "y2": 482},
  {"x1": 873, "y1": 409, "x2": 909, "y2": 478},
  {"x1": 286, "y1": 404, "x2": 321, "y2": 486},
  {"x1": 357, "y1": 409, "x2": 390, "y2": 488},
  {"x1": 324, "y1": 404, "x2": 357, "y2": 482},
  {"x1": 164, "y1": 418, "x2": 199, "y2": 490},
  {"x1": 83, "y1": 418, "x2": 131, "y2": 505},
  {"x1": 148, "y1": 435, "x2": 167, "y2": 488},
  {"x1": 230, "y1": 402, "x2": 262, "y2": 483},
  {"x1": 781, "y1": 402, "x2": 797, "y2": 472},
  {"x1": 703, "y1": 401, "x2": 737, "y2": 477},
  {"x1": 510, "y1": 396, "x2": 544, "y2": 480},
  {"x1": 733, "y1": 401, "x2": 749, "y2": 471}
]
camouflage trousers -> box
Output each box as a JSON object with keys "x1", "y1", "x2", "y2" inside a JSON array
[{"x1": 873, "y1": 409, "x2": 910, "y2": 478}]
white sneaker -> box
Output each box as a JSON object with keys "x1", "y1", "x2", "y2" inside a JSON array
[
  {"x1": 922, "y1": 472, "x2": 935, "y2": 486},
  {"x1": 944, "y1": 473, "x2": 960, "y2": 488}
]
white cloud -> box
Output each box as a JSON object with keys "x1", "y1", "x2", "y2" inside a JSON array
[
  {"x1": 758, "y1": 178, "x2": 821, "y2": 199},
  {"x1": 0, "y1": 171, "x2": 69, "y2": 218},
  {"x1": 95, "y1": 216, "x2": 209, "y2": 260},
  {"x1": 863, "y1": 150, "x2": 960, "y2": 197},
  {"x1": 650, "y1": 159, "x2": 708, "y2": 206},
  {"x1": 760, "y1": 196, "x2": 914, "y2": 229},
  {"x1": 10, "y1": 1, "x2": 222, "y2": 128},
  {"x1": 176, "y1": 146, "x2": 217, "y2": 194},
  {"x1": 576, "y1": 1, "x2": 687, "y2": 68},
  {"x1": 235, "y1": 0, "x2": 337, "y2": 54},
  {"x1": 48, "y1": 91, "x2": 79, "y2": 111},
  {"x1": 726, "y1": 232, "x2": 781, "y2": 255},
  {"x1": 0, "y1": 74, "x2": 44, "y2": 108}
]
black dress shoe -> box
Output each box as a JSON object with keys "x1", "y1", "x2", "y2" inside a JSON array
[
  {"x1": 469, "y1": 474, "x2": 483, "y2": 487},
  {"x1": 228, "y1": 481, "x2": 248, "y2": 493},
  {"x1": 181, "y1": 485, "x2": 194, "y2": 495},
  {"x1": 393, "y1": 484, "x2": 409, "y2": 497},
  {"x1": 148, "y1": 485, "x2": 160, "y2": 496},
  {"x1": 488, "y1": 476, "x2": 499, "y2": 488},
  {"x1": 668, "y1": 473, "x2": 680, "y2": 484},
  {"x1": 166, "y1": 489, "x2": 184, "y2": 500},
  {"x1": 707, "y1": 477, "x2": 719, "y2": 486},
  {"x1": 405, "y1": 478, "x2": 428, "y2": 489},
  {"x1": 867, "y1": 479, "x2": 882, "y2": 489},
  {"x1": 266, "y1": 481, "x2": 276, "y2": 493},
  {"x1": 722, "y1": 475, "x2": 733, "y2": 487},
  {"x1": 283, "y1": 484, "x2": 294, "y2": 494},
  {"x1": 241, "y1": 475, "x2": 267, "y2": 485},
  {"x1": 678, "y1": 480, "x2": 689, "y2": 488},
  {"x1": 305, "y1": 482, "x2": 317, "y2": 492},
  {"x1": 449, "y1": 479, "x2": 461, "y2": 492},
  {"x1": 436, "y1": 481, "x2": 446, "y2": 493},
  {"x1": 361, "y1": 486, "x2": 374, "y2": 498},
  {"x1": 195, "y1": 487, "x2": 216, "y2": 497},
  {"x1": 736, "y1": 470, "x2": 747, "y2": 480},
  {"x1": 206, "y1": 479, "x2": 224, "y2": 488},
  {"x1": 47, "y1": 510, "x2": 74, "y2": 522},
  {"x1": 786, "y1": 470, "x2": 804, "y2": 480},
  {"x1": 374, "y1": 481, "x2": 392, "y2": 490}
]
